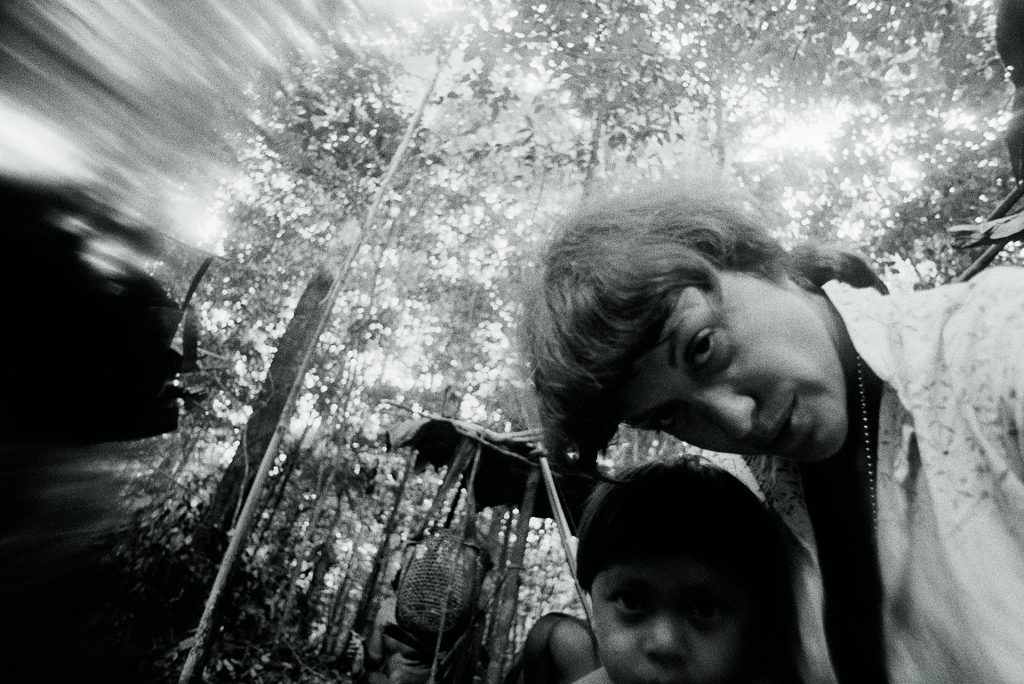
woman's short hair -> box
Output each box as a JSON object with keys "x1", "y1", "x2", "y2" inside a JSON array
[{"x1": 521, "y1": 176, "x2": 882, "y2": 462}]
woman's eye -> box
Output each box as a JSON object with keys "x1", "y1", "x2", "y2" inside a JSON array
[{"x1": 686, "y1": 329, "x2": 715, "y2": 368}]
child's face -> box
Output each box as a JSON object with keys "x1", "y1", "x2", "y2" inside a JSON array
[{"x1": 590, "y1": 555, "x2": 755, "y2": 684}]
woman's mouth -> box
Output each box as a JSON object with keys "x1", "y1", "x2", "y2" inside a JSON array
[{"x1": 763, "y1": 398, "x2": 799, "y2": 454}]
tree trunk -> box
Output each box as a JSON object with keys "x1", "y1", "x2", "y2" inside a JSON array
[
  {"x1": 485, "y1": 467, "x2": 539, "y2": 684},
  {"x1": 170, "y1": 421, "x2": 202, "y2": 481},
  {"x1": 195, "y1": 268, "x2": 336, "y2": 561},
  {"x1": 711, "y1": 81, "x2": 727, "y2": 166},
  {"x1": 176, "y1": 269, "x2": 336, "y2": 684}
]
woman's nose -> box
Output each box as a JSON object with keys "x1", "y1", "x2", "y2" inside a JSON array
[{"x1": 695, "y1": 386, "x2": 756, "y2": 441}]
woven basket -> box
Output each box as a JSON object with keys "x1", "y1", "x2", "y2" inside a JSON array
[{"x1": 395, "y1": 530, "x2": 483, "y2": 642}]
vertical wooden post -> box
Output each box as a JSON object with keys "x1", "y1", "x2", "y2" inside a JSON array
[
  {"x1": 481, "y1": 508, "x2": 514, "y2": 654},
  {"x1": 484, "y1": 467, "x2": 539, "y2": 684},
  {"x1": 408, "y1": 438, "x2": 474, "y2": 541}
]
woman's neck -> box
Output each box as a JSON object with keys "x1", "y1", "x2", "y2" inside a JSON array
[{"x1": 809, "y1": 285, "x2": 859, "y2": 380}]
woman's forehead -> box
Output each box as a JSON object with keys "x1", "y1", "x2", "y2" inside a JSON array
[
  {"x1": 661, "y1": 285, "x2": 719, "y2": 338},
  {"x1": 635, "y1": 286, "x2": 719, "y2": 367},
  {"x1": 611, "y1": 289, "x2": 714, "y2": 422},
  {"x1": 603, "y1": 280, "x2": 727, "y2": 422}
]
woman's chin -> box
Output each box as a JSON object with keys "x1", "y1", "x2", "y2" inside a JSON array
[{"x1": 775, "y1": 422, "x2": 846, "y2": 463}]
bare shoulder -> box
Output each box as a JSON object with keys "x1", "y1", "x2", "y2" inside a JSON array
[{"x1": 548, "y1": 616, "x2": 593, "y2": 649}]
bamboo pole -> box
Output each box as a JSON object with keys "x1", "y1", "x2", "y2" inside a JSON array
[
  {"x1": 408, "y1": 439, "x2": 474, "y2": 541},
  {"x1": 177, "y1": 333, "x2": 317, "y2": 683},
  {"x1": 538, "y1": 456, "x2": 592, "y2": 625}
]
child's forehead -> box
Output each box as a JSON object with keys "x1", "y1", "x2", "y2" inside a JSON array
[{"x1": 594, "y1": 555, "x2": 744, "y2": 594}]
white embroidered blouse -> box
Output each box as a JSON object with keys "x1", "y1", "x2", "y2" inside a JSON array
[{"x1": 823, "y1": 266, "x2": 1024, "y2": 682}]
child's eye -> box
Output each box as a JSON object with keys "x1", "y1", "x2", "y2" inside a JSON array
[
  {"x1": 687, "y1": 598, "x2": 726, "y2": 627},
  {"x1": 651, "y1": 404, "x2": 678, "y2": 431},
  {"x1": 612, "y1": 591, "x2": 650, "y2": 614}
]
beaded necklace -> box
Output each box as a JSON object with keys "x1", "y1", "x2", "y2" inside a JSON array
[{"x1": 855, "y1": 355, "x2": 877, "y2": 526}]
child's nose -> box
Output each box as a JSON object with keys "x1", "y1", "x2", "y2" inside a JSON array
[{"x1": 643, "y1": 614, "x2": 688, "y2": 665}]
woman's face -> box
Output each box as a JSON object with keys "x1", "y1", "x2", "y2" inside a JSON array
[
  {"x1": 590, "y1": 555, "x2": 755, "y2": 684},
  {"x1": 616, "y1": 272, "x2": 850, "y2": 462}
]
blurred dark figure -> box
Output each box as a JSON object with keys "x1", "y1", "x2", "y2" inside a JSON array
[
  {"x1": 0, "y1": 176, "x2": 189, "y2": 682},
  {"x1": 998, "y1": 0, "x2": 1024, "y2": 178},
  {"x1": 1, "y1": 179, "x2": 184, "y2": 442}
]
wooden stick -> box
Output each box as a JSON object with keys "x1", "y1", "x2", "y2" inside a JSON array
[
  {"x1": 538, "y1": 456, "x2": 593, "y2": 625},
  {"x1": 954, "y1": 181, "x2": 1024, "y2": 283},
  {"x1": 177, "y1": 340, "x2": 311, "y2": 683},
  {"x1": 177, "y1": 52, "x2": 446, "y2": 684}
]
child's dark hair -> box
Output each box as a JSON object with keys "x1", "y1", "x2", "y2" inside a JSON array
[
  {"x1": 576, "y1": 457, "x2": 802, "y2": 682},
  {"x1": 521, "y1": 176, "x2": 885, "y2": 463}
]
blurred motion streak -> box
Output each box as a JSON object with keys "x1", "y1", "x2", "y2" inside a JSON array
[
  {"x1": 0, "y1": 2, "x2": 360, "y2": 680},
  {"x1": 0, "y1": 0, "x2": 354, "y2": 231}
]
